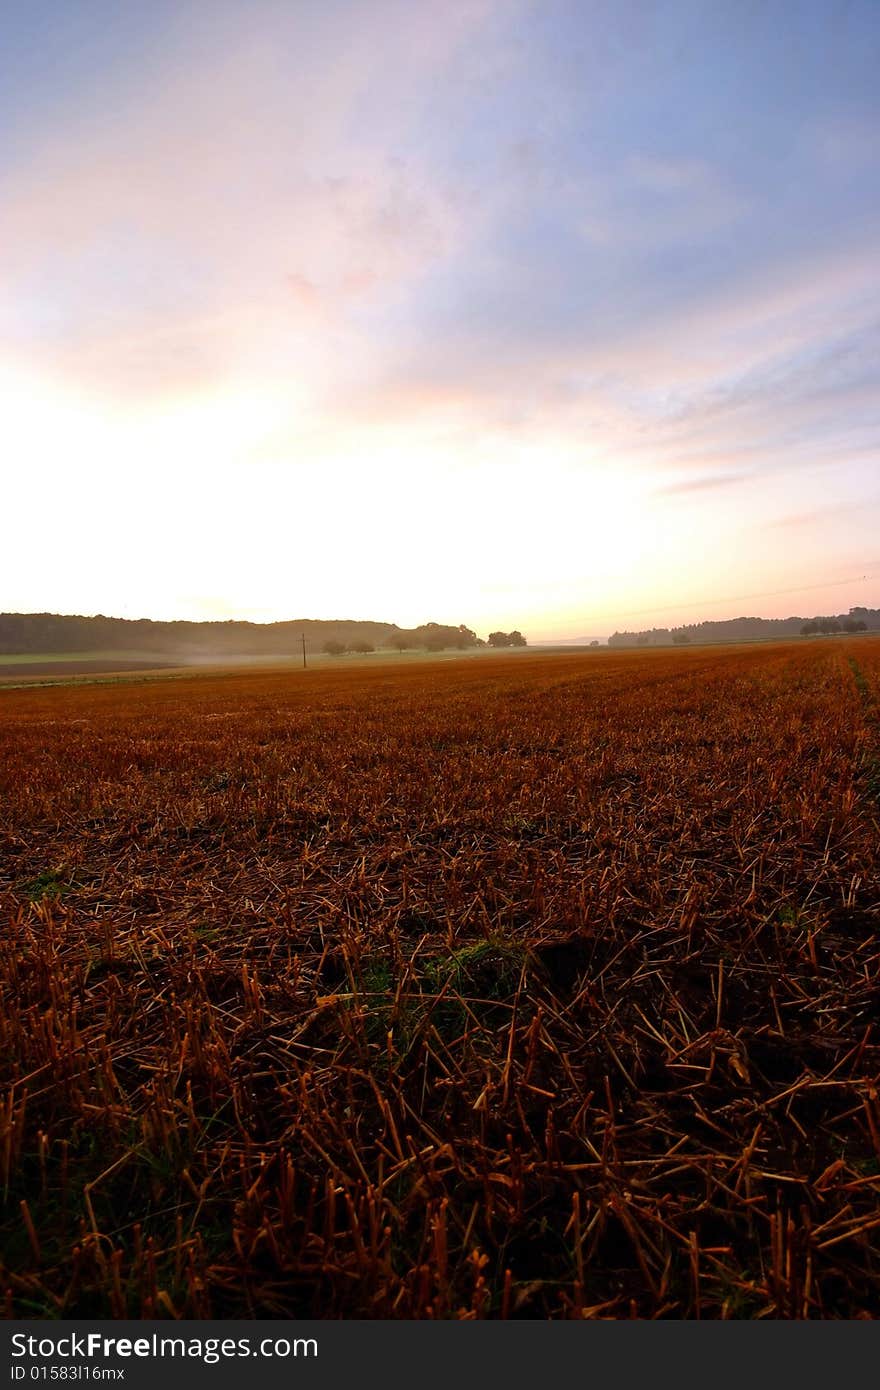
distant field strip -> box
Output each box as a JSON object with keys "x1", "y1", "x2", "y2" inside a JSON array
[
  {"x1": 0, "y1": 640, "x2": 879, "y2": 1318},
  {"x1": 0, "y1": 645, "x2": 527, "y2": 687},
  {"x1": 0, "y1": 648, "x2": 176, "y2": 667}
]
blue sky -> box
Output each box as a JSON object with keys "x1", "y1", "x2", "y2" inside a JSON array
[{"x1": 1, "y1": 0, "x2": 878, "y2": 637}]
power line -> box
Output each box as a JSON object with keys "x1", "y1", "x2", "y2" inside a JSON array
[{"x1": 603, "y1": 572, "x2": 872, "y2": 623}]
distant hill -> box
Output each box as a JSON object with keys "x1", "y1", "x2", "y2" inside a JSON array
[
  {"x1": 608, "y1": 607, "x2": 880, "y2": 648},
  {"x1": 0, "y1": 613, "x2": 487, "y2": 658}
]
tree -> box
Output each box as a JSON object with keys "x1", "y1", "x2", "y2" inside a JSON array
[
  {"x1": 323, "y1": 640, "x2": 346, "y2": 655},
  {"x1": 487, "y1": 632, "x2": 510, "y2": 648},
  {"x1": 389, "y1": 632, "x2": 412, "y2": 651},
  {"x1": 410, "y1": 621, "x2": 479, "y2": 651},
  {"x1": 843, "y1": 618, "x2": 867, "y2": 633},
  {"x1": 672, "y1": 631, "x2": 691, "y2": 645},
  {"x1": 817, "y1": 617, "x2": 841, "y2": 635},
  {"x1": 800, "y1": 621, "x2": 819, "y2": 636},
  {"x1": 508, "y1": 630, "x2": 526, "y2": 647},
  {"x1": 351, "y1": 640, "x2": 374, "y2": 653}
]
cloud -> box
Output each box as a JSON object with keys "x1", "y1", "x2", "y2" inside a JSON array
[
  {"x1": 764, "y1": 500, "x2": 880, "y2": 531},
  {"x1": 1, "y1": 0, "x2": 879, "y2": 634},
  {"x1": 653, "y1": 472, "x2": 752, "y2": 497},
  {"x1": 0, "y1": 0, "x2": 495, "y2": 400}
]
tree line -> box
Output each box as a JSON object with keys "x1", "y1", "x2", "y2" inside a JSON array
[
  {"x1": 0, "y1": 612, "x2": 527, "y2": 658},
  {"x1": 800, "y1": 617, "x2": 867, "y2": 635},
  {"x1": 609, "y1": 608, "x2": 878, "y2": 648},
  {"x1": 323, "y1": 625, "x2": 527, "y2": 655}
]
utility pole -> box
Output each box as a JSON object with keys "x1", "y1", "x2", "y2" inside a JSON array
[{"x1": 301, "y1": 633, "x2": 307, "y2": 669}]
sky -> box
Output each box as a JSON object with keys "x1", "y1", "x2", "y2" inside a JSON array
[{"x1": 2, "y1": 0, "x2": 879, "y2": 640}]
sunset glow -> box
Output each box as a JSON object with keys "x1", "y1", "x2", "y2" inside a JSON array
[{"x1": 2, "y1": 1, "x2": 878, "y2": 637}]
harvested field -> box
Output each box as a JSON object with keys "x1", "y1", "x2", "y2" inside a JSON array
[
  {"x1": 1, "y1": 640, "x2": 879, "y2": 1318},
  {"x1": 0, "y1": 660, "x2": 179, "y2": 681}
]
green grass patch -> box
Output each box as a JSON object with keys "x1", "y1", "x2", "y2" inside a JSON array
[
  {"x1": 423, "y1": 939, "x2": 528, "y2": 997},
  {"x1": 21, "y1": 867, "x2": 71, "y2": 902},
  {"x1": 847, "y1": 654, "x2": 871, "y2": 704}
]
